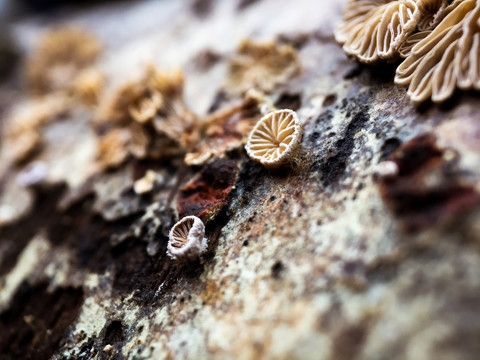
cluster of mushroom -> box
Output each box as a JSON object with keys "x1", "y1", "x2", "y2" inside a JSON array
[
  {"x1": 168, "y1": 108, "x2": 304, "y2": 262},
  {"x1": 336, "y1": 0, "x2": 480, "y2": 104}
]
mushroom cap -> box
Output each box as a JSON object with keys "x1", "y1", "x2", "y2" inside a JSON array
[
  {"x1": 167, "y1": 215, "x2": 207, "y2": 261},
  {"x1": 245, "y1": 109, "x2": 302, "y2": 170}
]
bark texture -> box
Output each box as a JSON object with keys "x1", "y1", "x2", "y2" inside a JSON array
[{"x1": 1, "y1": 0, "x2": 480, "y2": 359}]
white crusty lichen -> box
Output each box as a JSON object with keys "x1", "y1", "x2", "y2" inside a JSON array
[{"x1": 167, "y1": 216, "x2": 208, "y2": 261}]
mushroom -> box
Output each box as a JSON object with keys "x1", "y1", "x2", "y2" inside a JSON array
[
  {"x1": 225, "y1": 39, "x2": 300, "y2": 95},
  {"x1": 128, "y1": 90, "x2": 163, "y2": 124},
  {"x1": 27, "y1": 27, "x2": 101, "y2": 94},
  {"x1": 398, "y1": 30, "x2": 431, "y2": 58},
  {"x1": 335, "y1": 0, "x2": 448, "y2": 63},
  {"x1": 417, "y1": 0, "x2": 449, "y2": 31},
  {"x1": 245, "y1": 109, "x2": 302, "y2": 170},
  {"x1": 394, "y1": 0, "x2": 479, "y2": 104},
  {"x1": 184, "y1": 89, "x2": 266, "y2": 167},
  {"x1": 375, "y1": 160, "x2": 399, "y2": 179},
  {"x1": 167, "y1": 216, "x2": 208, "y2": 261},
  {"x1": 93, "y1": 66, "x2": 195, "y2": 169}
]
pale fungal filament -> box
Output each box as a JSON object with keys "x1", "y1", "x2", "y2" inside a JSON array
[
  {"x1": 167, "y1": 216, "x2": 207, "y2": 261},
  {"x1": 245, "y1": 109, "x2": 302, "y2": 169}
]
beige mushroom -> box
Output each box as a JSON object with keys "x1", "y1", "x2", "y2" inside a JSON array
[
  {"x1": 335, "y1": 0, "x2": 449, "y2": 64},
  {"x1": 245, "y1": 109, "x2": 302, "y2": 170},
  {"x1": 225, "y1": 39, "x2": 300, "y2": 95},
  {"x1": 167, "y1": 216, "x2": 207, "y2": 261},
  {"x1": 128, "y1": 90, "x2": 163, "y2": 124},
  {"x1": 399, "y1": 0, "x2": 467, "y2": 58},
  {"x1": 417, "y1": 0, "x2": 449, "y2": 31},
  {"x1": 395, "y1": 0, "x2": 479, "y2": 104},
  {"x1": 398, "y1": 30, "x2": 431, "y2": 58}
]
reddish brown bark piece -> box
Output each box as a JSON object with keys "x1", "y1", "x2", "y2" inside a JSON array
[
  {"x1": 177, "y1": 159, "x2": 239, "y2": 222},
  {"x1": 378, "y1": 133, "x2": 479, "y2": 233}
]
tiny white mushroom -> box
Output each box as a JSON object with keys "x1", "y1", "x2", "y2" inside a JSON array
[
  {"x1": 167, "y1": 216, "x2": 207, "y2": 261},
  {"x1": 245, "y1": 109, "x2": 302, "y2": 170}
]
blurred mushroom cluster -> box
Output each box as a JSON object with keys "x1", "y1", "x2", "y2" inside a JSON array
[
  {"x1": 0, "y1": 27, "x2": 102, "y2": 170},
  {"x1": 336, "y1": 0, "x2": 480, "y2": 104},
  {"x1": 0, "y1": 26, "x2": 303, "y2": 179}
]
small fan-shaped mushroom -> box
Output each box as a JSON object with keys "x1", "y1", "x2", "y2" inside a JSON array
[
  {"x1": 395, "y1": 0, "x2": 479, "y2": 104},
  {"x1": 335, "y1": 0, "x2": 449, "y2": 63},
  {"x1": 167, "y1": 216, "x2": 208, "y2": 261},
  {"x1": 245, "y1": 109, "x2": 302, "y2": 170}
]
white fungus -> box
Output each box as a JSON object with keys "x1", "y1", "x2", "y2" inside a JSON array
[{"x1": 167, "y1": 216, "x2": 207, "y2": 261}]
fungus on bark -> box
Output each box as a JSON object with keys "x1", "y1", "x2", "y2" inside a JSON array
[
  {"x1": 27, "y1": 27, "x2": 101, "y2": 94},
  {"x1": 2, "y1": 95, "x2": 71, "y2": 165},
  {"x1": 335, "y1": 0, "x2": 448, "y2": 64},
  {"x1": 395, "y1": 0, "x2": 480, "y2": 104},
  {"x1": 245, "y1": 109, "x2": 302, "y2": 169},
  {"x1": 167, "y1": 216, "x2": 208, "y2": 261},
  {"x1": 94, "y1": 66, "x2": 195, "y2": 169},
  {"x1": 72, "y1": 67, "x2": 104, "y2": 106},
  {"x1": 225, "y1": 39, "x2": 300, "y2": 95},
  {"x1": 128, "y1": 90, "x2": 162, "y2": 124},
  {"x1": 184, "y1": 89, "x2": 267, "y2": 166},
  {"x1": 417, "y1": 0, "x2": 449, "y2": 31}
]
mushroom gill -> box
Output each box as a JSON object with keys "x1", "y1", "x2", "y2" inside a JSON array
[
  {"x1": 245, "y1": 109, "x2": 302, "y2": 169},
  {"x1": 93, "y1": 66, "x2": 197, "y2": 169},
  {"x1": 167, "y1": 216, "x2": 208, "y2": 261},
  {"x1": 417, "y1": 0, "x2": 449, "y2": 31},
  {"x1": 335, "y1": 0, "x2": 421, "y2": 63},
  {"x1": 335, "y1": 0, "x2": 449, "y2": 63},
  {"x1": 395, "y1": 0, "x2": 479, "y2": 104},
  {"x1": 399, "y1": 0, "x2": 464, "y2": 58}
]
